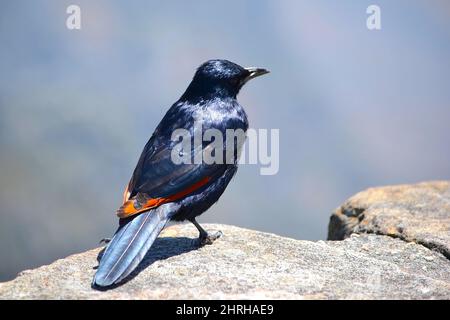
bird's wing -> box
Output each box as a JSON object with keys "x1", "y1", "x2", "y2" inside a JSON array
[{"x1": 117, "y1": 140, "x2": 227, "y2": 218}]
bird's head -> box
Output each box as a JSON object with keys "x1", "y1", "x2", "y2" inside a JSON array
[{"x1": 181, "y1": 59, "x2": 269, "y2": 101}]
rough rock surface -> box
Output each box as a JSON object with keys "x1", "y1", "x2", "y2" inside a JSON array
[
  {"x1": 328, "y1": 181, "x2": 450, "y2": 259},
  {"x1": 1, "y1": 223, "x2": 449, "y2": 299}
]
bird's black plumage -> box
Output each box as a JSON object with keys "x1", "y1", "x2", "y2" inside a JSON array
[{"x1": 93, "y1": 59, "x2": 269, "y2": 287}]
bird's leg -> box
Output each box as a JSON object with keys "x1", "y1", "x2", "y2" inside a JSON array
[{"x1": 190, "y1": 219, "x2": 222, "y2": 245}]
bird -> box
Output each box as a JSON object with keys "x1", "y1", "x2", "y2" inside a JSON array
[{"x1": 92, "y1": 59, "x2": 269, "y2": 287}]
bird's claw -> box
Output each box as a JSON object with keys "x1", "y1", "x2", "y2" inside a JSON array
[
  {"x1": 99, "y1": 238, "x2": 111, "y2": 245},
  {"x1": 199, "y1": 231, "x2": 223, "y2": 246}
]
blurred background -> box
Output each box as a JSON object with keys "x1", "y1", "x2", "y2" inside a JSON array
[{"x1": 1, "y1": 0, "x2": 449, "y2": 281}]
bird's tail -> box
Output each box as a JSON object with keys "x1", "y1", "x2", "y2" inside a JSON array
[{"x1": 92, "y1": 204, "x2": 173, "y2": 287}]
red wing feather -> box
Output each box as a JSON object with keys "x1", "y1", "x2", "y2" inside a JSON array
[{"x1": 116, "y1": 176, "x2": 211, "y2": 218}]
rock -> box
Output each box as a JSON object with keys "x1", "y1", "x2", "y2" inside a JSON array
[
  {"x1": 1, "y1": 223, "x2": 449, "y2": 299},
  {"x1": 328, "y1": 181, "x2": 450, "y2": 259}
]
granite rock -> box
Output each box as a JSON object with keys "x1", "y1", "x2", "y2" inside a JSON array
[
  {"x1": 1, "y1": 223, "x2": 449, "y2": 299},
  {"x1": 328, "y1": 181, "x2": 450, "y2": 259}
]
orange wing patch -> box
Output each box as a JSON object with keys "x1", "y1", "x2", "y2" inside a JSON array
[{"x1": 116, "y1": 176, "x2": 211, "y2": 218}]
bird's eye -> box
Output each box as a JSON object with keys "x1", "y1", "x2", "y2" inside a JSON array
[{"x1": 230, "y1": 77, "x2": 240, "y2": 86}]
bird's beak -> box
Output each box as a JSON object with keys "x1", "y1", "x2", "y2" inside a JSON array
[{"x1": 245, "y1": 67, "x2": 270, "y2": 80}]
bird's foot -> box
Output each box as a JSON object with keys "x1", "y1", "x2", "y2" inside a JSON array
[
  {"x1": 99, "y1": 238, "x2": 111, "y2": 245},
  {"x1": 198, "y1": 231, "x2": 223, "y2": 246}
]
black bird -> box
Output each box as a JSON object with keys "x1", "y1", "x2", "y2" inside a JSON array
[{"x1": 93, "y1": 59, "x2": 269, "y2": 287}]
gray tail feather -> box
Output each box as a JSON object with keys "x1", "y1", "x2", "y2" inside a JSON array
[{"x1": 93, "y1": 204, "x2": 172, "y2": 287}]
